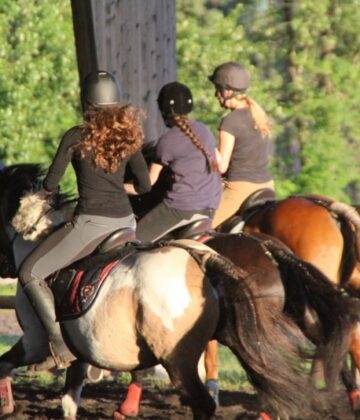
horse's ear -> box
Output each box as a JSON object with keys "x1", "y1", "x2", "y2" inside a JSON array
[{"x1": 11, "y1": 190, "x2": 53, "y2": 241}]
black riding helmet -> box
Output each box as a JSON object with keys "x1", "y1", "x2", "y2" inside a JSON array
[
  {"x1": 157, "y1": 81, "x2": 193, "y2": 118},
  {"x1": 81, "y1": 70, "x2": 122, "y2": 111},
  {"x1": 208, "y1": 62, "x2": 250, "y2": 95}
]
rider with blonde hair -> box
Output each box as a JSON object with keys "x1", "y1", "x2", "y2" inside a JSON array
[
  {"x1": 208, "y1": 62, "x2": 275, "y2": 228},
  {"x1": 18, "y1": 70, "x2": 151, "y2": 368}
]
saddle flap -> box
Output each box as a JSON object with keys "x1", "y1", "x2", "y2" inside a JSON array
[{"x1": 55, "y1": 260, "x2": 119, "y2": 321}]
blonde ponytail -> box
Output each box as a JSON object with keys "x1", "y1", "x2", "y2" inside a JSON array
[{"x1": 243, "y1": 96, "x2": 271, "y2": 139}]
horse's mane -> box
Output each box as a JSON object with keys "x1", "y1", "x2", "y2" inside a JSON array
[
  {"x1": 0, "y1": 164, "x2": 46, "y2": 225},
  {"x1": 0, "y1": 163, "x2": 75, "y2": 252},
  {"x1": 0, "y1": 164, "x2": 45, "y2": 267}
]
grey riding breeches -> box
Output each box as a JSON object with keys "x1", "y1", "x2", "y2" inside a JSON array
[{"x1": 19, "y1": 213, "x2": 136, "y2": 286}]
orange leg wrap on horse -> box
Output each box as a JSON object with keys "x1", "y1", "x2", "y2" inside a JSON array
[
  {"x1": 116, "y1": 383, "x2": 142, "y2": 418},
  {"x1": 0, "y1": 378, "x2": 14, "y2": 415},
  {"x1": 349, "y1": 390, "x2": 360, "y2": 411},
  {"x1": 258, "y1": 412, "x2": 271, "y2": 420},
  {"x1": 204, "y1": 339, "x2": 218, "y2": 381},
  {"x1": 204, "y1": 340, "x2": 220, "y2": 406}
]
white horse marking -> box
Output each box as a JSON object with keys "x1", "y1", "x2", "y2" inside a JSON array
[{"x1": 113, "y1": 248, "x2": 194, "y2": 330}]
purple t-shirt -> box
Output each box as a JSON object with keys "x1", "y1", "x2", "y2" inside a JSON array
[{"x1": 155, "y1": 120, "x2": 221, "y2": 210}]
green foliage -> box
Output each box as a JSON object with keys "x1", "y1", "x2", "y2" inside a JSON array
[
  {"x1": 0, "y1": 334, "x2": 17, "y2": 355},
  {"x1": 0, "y1": 1, "x2": 359, "y2": 201},
  {"x1": 0, "y1": 283, "x2": 16, "y2": 295},
  {"x1": 0, "y1": 0, "x2": 80, "y2": 190},
  {"x1": 177, "y1": 0, "x2": 360, "y2": 202}
]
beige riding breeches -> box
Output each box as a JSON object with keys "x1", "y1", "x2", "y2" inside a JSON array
[{"x1": 212, "y1": 179, "x2": 275, "y2": 228}]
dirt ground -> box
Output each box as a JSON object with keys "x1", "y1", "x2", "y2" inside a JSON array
[
  {"x1": 0, "y1": 310, "x2": 357, "y2": 420},
  {"x1": 6, "y1": 374, "x2": 357, "y2": 420}
]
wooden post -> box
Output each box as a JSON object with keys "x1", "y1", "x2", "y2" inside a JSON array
[{"x1": 71, "y1": 0, "x2": 176, "y2": 144}]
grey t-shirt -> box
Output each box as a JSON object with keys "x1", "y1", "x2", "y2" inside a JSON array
[
  {"x1": 219, "y1": 108, "x2": 272, "y2": 182},
  {"x1": 155, "y1": 120, "x2": 222, "y2": 210}
]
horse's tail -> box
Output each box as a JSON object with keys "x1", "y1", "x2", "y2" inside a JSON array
[
  {"x1": 263, "y1": 239, "x2": 354, "y2": 388},
  {"x1": 199, "y1": 250, "x2": 321, "y2": 419},
  {"x1": 329, "y1": 200, "x2": 360, "y2": 261}
]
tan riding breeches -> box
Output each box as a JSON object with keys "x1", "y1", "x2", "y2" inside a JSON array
[{"x1": 212, "y1": 179, "x2": 275, "y2": 228}]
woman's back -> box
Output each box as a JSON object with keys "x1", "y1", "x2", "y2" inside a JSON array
[{"x1": 156, "y1": 120, "x2": 221, "y2": 210}]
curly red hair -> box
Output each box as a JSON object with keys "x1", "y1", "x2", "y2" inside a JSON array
[{"x1": 75, "y1": 105, "x2": 145, "y2": 173}]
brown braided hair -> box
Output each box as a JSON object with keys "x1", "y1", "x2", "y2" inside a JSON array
[
  {"x1": 172, "y1": 115, "x2": 219, "y2": 173},
  {"x1": 72, "y1": 105, "x2": 145, "y2": 173}
]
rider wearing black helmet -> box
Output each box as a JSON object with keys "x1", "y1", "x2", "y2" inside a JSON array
[
  {"x1": 18, "y1": 70, "x2": 151, "y2": 368},
  {"x1": 125, "y1": 81, "x2": 221, "y2": 242},
  {"x1": 121, "y1": 80, "x2": 221, "y2": 417},
  {"x1": 81, "y1": 70, "x2": 122, "y2": 111},
  {"x1": 208, "y1": 62, "x2": 275, "y2": 228}
]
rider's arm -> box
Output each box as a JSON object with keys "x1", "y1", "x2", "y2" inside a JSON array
[
  {"x1": 43, "y1": 127, "x2": 78, "y2": 192},
  {"x1": 126, "y1": 151, "x2": 151, "y2": 195},
  {"x1": 217, "y1": 130, "x2": 235, "y2": 174},
  {"x1": 124, "y1": 161, "x2": 163, "y2": 195},
  {"x1": 148, "y1": 162, "x2": 163, "y2": 186}
]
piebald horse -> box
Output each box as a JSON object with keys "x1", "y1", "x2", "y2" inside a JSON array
[{"x1": 0, "y1": 163, "x2": 344, "y2": 420}]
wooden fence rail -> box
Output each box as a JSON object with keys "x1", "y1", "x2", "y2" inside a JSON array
[{"x1": 0, "y1": 295, "x2": 16, "y2": 310}]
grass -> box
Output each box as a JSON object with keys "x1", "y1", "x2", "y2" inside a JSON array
[
  {"x1": 0, "y1": 333, "x2": 249, "y2": 391},
  {"x1": 0, "y1": 283, "x2": 16, "y2": 296}
]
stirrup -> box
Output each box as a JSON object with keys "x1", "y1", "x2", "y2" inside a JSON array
[
  {"x1": 49, "y1": 341, "x2": 76, "y2": 369},
  {"x1": 87, "y1": 365, "x2": 104, "y2": 383}
]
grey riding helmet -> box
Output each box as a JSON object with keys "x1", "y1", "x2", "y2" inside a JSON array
[
  {"x1": 81, "y1": 70, "x2": 122, "y2": 111},
  {"x1": 208, "y1": 62, "x2": 250, "y2": 95},
  {"x1": 157, "y1": 81, "x2": 193, "y2": 117}
]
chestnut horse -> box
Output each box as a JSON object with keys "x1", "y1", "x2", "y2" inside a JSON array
[
  {"x1": 220, "y1": 192, "x2": 360, "y2": 294},
  {"x1": 219, "y1": 191, "x2": 360, "y2": 405},
  {"x1": 0, "y1": 163, "x2": 343, "y2": 420}
]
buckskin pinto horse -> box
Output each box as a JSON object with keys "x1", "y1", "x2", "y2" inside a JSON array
[
  {"x1": 218, "y1": 189, "x2": 360, "y2": 406},
  {"x1": 0, "y1": 164, "x2": 337, "y2": 420}
]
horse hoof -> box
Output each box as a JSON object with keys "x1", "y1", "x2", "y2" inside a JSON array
[
  {"x1": 113, "y1": 410, "x2": 126, "y2": 420},
  {"x1": 119, "y1": 383, "x2": 142, "y2": 417},
  {"x1": 349, "y1": 389, "x2": 360, "y2": 411},
  {"x1": 206, "y1": 379, "x2": 220, "y2": 407},
  {"x1": 0, "y1": 378, "x2": 14, "y2": 415}
]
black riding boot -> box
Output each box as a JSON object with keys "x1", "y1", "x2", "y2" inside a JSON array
[{"x1": 23, "y1": 279, "x2": 76, "y2": 369}]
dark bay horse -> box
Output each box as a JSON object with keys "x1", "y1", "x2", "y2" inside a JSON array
[
  {"x1": 0, "y1": 164, "x2": 343, "y2": 420},
  {"x1": 127, "y1": 168, "x2": 360, "y2": 413}
]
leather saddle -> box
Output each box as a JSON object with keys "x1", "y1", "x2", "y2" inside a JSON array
[
  {"x1": 219, "y1": 188, "x2": 275, "y2": 233},
  {"x1": 53, "y1": 217, "x2": 214, "y2": 320}
]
